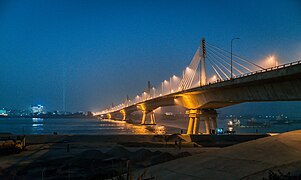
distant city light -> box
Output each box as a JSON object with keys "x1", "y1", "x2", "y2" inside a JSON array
[{"x1": 30, "y1": 105, "x2": 45, "y2": 114}]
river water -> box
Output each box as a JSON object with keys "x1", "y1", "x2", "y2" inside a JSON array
[
  {"x1": 0, "y1": 117, "x2": 300, "y2": 135},
  {"x1": 0, "y1": 118, "x2": 178, "y2": 135}
]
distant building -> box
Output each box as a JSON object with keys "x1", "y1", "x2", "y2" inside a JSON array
[
  {"x1": 0, "y1": 109, "x2": 8, "y2": 116},
  {"x1": 30, "y1": 105, "x2": 45, "y2": 115},
  {"x1": 165, "y1": 112, "x2": 174, "y2": 116}
]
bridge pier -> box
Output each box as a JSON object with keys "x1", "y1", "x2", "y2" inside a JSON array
[
  {"x1": 141, "y1": 110, "x2": 156, "y2": 125},
  {"x1": 120, "y1": 109, "x2": 127, "y2": 121},
  {"x1": 204, "y1": 117, "x2": 211, "y2": 134},
  {"x1": 186, "y1": 109, "x2": 199, "y2": 134},
  {"x1": 186, "y1": 109, "x2": 201, "y2": 134},
  {"x1": 203, "y1": 109, "x2": 217, "y2": 134},
  {"x1": 186, "y1": 109, "x2": 217, "y2": 134},
  {"x1": 106, "y1": 113, "x2": 112, "y2": 119}
]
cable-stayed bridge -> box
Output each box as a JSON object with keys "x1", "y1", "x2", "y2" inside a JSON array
[{"x1": 95, "y1": 38, "x2": 301, "y2": 134}]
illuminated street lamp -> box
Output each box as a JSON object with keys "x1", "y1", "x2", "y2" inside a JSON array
[
  {"x1": 173, "y1": 75, "x2": 180, "y2": 91},
  {"x1": 170, "y1": 75, "x2": 179, "y2": 93},
  {"x1": 152, "y1": 87, "x2": 156, "y2": 97},
  {"x1": 142, "y1": 92, "x2": 147, "y2": 100},
  {"x1": 231, "y1": 37, "x2": 240, "y2": 79},
  {"x1": 209, "y1": 75, "x2": 217, "y2": 83},
  {"x1": 162, "y1": 80, "x2": 168, "y2": 95},
  {"x1": 268, "y1": 55, "x2": 278, "y2": 67},
  {"x1": 135, "y1": 95, "x2": 140, "y2": 103},
  {"x1": 169, "y1": 77, "x2": 172, "y2": 93}
]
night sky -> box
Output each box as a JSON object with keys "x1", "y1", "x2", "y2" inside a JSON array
[{"x1": 0, "y1": 0, "x2": 301, "y2": 115}]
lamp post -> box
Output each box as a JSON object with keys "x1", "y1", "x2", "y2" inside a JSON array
[
  {"x1": 269, "y1": 55, "x2": 278, "y2": 67},
  {"x1": 169, "y1": 77, "x2": 172, "y2": 93},
  {"x1": 231, "y1": 38, "x2": 240, "y2": 79},
  {"x1": 152, "y1": 87, "x2": 156, "y2": 98}
]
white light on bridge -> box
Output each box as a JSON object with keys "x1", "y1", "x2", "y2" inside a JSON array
[
  {"x1": 208, "y1": 75, "x2": 217, "y2": 83},
  {"x1": 261, "y1": 54, "x2": 279, "y2": 68},
  {"x1": 268, "y1": 55, "x2": 278, "y2": 66}
]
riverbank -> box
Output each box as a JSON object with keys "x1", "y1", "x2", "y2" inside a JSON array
[
  {"x1": 134, "y1": 130, "x2": 301, "y2": 179},
  {"x1": 0, "y1": 133, "x2": 273, "y2": 179},
  {"x1": 0, "y1": 134, "x2": 217, "y2": 179}
]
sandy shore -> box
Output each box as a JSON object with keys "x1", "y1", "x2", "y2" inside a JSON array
[
  {"x1": 1, "y1": 131, "x2": 300, "y2": 179},
  {"x1": 135, "y1": 130, "x2": 301, "y2": 179},
  {"x1": 0, "y1": 134, "x2": 217, "y2": 179}
]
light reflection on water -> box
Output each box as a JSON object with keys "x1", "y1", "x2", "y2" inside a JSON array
[
  {"x1": 0, "y1": 117, "x2": 168, "y2": 135},
  {"x1": 32, "y1": 118, "x2": 44, "y2": 133},
  {"x1": 101, "y1": 119, "x2": 154, "y2": 134}
]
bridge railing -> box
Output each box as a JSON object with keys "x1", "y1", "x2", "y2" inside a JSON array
[
  {"x1": 237, "y1": 60, "x2": 301, "y2": 78},
  {"x1": 204, "y1": 60, "x2": 301, "y2": 87}
]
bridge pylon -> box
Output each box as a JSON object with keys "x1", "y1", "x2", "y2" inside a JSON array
[
  {"x1": 186, "y1": 109, "x2": 217, "y2": 134},
  {"x1": 200, "y1": 38, "x2": 206, "y2": 86}
]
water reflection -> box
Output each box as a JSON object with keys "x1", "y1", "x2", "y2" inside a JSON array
[
  {"x1": 32, "y1": 118, "x2": 44, "y2": 123},
  {"x1": 154, "y1": 125, "x2": 166, "y2": 134},
  {"x1": 32, "y1": 118, "x2": 44, "y2": 132},
  {"x1": 99, "y1": 119, "x2": 166, "y2": 134}
]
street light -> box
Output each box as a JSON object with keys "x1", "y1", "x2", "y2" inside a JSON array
[
  {"x1": 162, "y1": 80, "x2": 168, "y2": 95},
  {"x1": 169, "y1": 77, "x2": 172, "y2": 93},
  {"x1": 231, "y1": 37, "x2": 240, "y2": 79},
  {"x1": 135, "y1": 95, "x2": 140, "y2": 103},
  {"x1": 268, "y1": 55, "x2": 278, "y2": 67},
  {"x1": 152, "y1": 87, "x2": 156, "y2": 98},
  {"x1": 142, "y1": 92, "x2": 147, "y2": 100}
]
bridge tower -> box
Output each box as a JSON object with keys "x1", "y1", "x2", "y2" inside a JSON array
[{"x1": 200, "y1": 38, "x2": 206, "y2": 86}]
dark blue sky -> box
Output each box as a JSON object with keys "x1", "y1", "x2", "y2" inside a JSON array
[{"x1": 0, "y1": 0, "x2": 301, "y2": 114}]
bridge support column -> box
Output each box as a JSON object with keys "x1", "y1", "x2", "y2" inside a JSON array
[
  {"x1": 141, "y1": 111, "x2": 147, "y2": 124},
  {"x1": 186, "y1": 109, "x2": 217, "y2": 134},
  {"x1": 141, "y1": 110, "x2": 156, "y2": 125},
  {"x1": 107, "y1": 113, "x2": 112, "y2": 119},
  {"x1": 202, "y1": 109, "x2": 217, "y2": 134},
  {"x1": 187, "y1": 117, "x2": 194, "y2": 134},
  {"x1": 193, "y1": 117, "x2": 200, "y2": 134},
  {"x1": 186, "y1": 109, "x2": 201, "y2": 135},
  {"x1": 204, "y1": 117, "x2": 211, "y2": 134},
  {"x1": 211, "y1": 116, "x2": 217, "y2": 129},
  {"x1": 120, "y1": 110, "x2": 126, "y2": 121},
  {"x1": 150, "y1": 111, "x2": 156, "y2": 124}
]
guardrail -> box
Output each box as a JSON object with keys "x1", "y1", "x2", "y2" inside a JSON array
[{"x1": 203, "y1": 60, "x2": 301, "y2": 87}]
